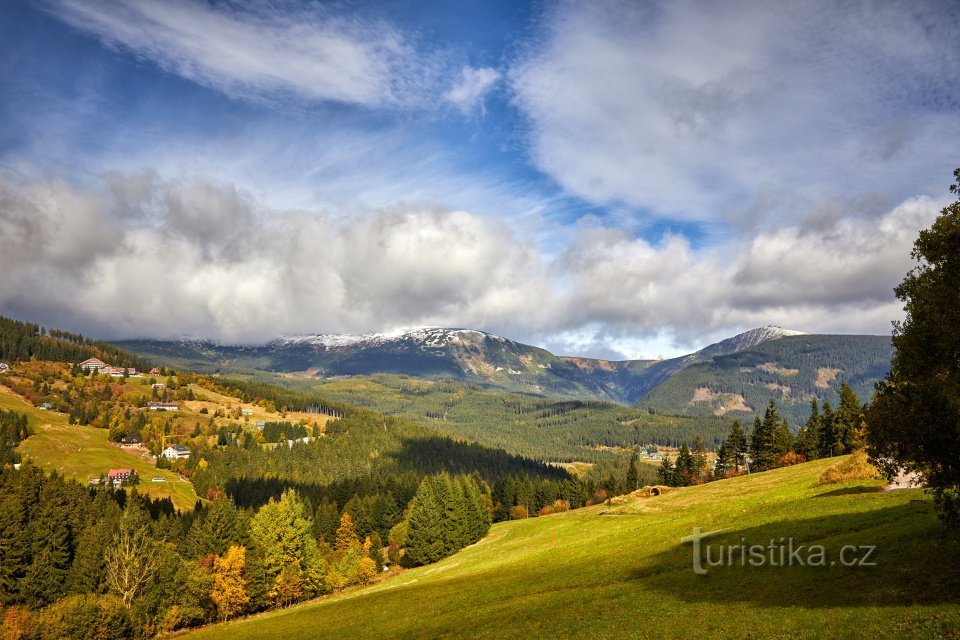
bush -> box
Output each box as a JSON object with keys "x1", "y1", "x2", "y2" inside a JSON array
[
  {"x1": 818, "y1": 450, "x2": 882, "y2": 485},
  {"x1": 37, "y1": 594, "x2": 133, "y2": 640},
  {"x1": 3, "y1": 607, "x2": 35, "y2": 640},
  {"x1": 509, "y1": 505, "x2": 528, "y2": 520},
  {"x1": 777, "y1": 452, "x2": 807, "y2": 467}
]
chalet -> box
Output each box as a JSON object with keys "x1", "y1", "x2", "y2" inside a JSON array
[
  {"x1": 149, "y1": 368, "x2": 161, "y2": 375},
  {"x1": 162, "y1": 445, "x2": 191, "y2": 460},
  {"x1": 0, "y1": 363, "x2": 10, "y2": 373},
  {"x1": 78, "y1": 357, "x2": 107, "y2": 373},
  {"x1": 120, "y1": 435, "x2": 142, "y2": 448},
  {"x1": 106, "y1": 468, "x2": 138, "y2": 484},
  {"x1": 37, "y1": 402, "x2": 53, "y2": 410},
  {"x1": 151, "y1": 383, "x2": 166, "y2": 390},
  {"x1": 147, "y1": 401, "x2": 179, "y2": 411}
]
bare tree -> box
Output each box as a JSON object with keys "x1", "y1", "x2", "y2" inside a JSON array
[{"x1": 104, "y1": 510, "x2": 160, "y2": 605}]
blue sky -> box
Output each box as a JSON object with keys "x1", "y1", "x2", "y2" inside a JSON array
[{"x1": 1, "y1": 0, "x2": 959, "y2": 359}]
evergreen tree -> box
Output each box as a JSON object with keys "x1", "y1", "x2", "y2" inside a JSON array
[
  {"x1": 836, "y1": 382, "x2": 862, "y2": 454},
  {"x1": 818, "y1": 401, "x2": 838, "y2": 458},
  {"x1": 0, "y1": 493, "x2": 30, "y2": 604},
  {"x1": 750, "y1": 402, "x2": 788, "y2": 472},
  {"x1": 625, "y1": 453, "x2": 640, "y2": 492},
  {"x1": 657, "y1": 456, "x2": 675, "y2": 487},
  {"x1": 404, "y1": 476, "x2": 445, "y2": 565},
  {"x1": 868, "y1": 167, "x2": 960, "y2": 525},
  {"x1": 727, "y1": 421, "x2": 748, "y2": 472},
  {"x1": 674, "y1": 444, "x2": 693, "y2": 486}
]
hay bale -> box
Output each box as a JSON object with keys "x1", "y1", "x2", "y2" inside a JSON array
[
  {"x1": 638, "y1": 485, "x2": 670, "y2": 497},
  {"x1": 818, "y1": 450, "x2": 882, "y2": 485}
]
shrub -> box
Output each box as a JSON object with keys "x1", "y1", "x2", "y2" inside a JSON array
[
  {"x1": 2, "y1": 607, "x2": 35, "y2": 640},
  {"x1": 777, "y1": 452, "x2": 807, "y2": 467},
  {"x1": 37, "y1": 594, "x2": 133, "y2": 640},
  {"x1": 818, "y1": 450, "x2": 882, "y2": 485}
]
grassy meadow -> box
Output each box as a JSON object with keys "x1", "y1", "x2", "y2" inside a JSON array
[
  {"x1": 185, "y1": 457, "x2": 959, "y2": 640},
  {"x1": 0, "y1": 384, "x2": 200, "y2": 511}
]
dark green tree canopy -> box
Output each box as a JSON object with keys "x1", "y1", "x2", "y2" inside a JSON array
[{"x1": 868, "y1": 168, "x2": 960, "y2": 525}]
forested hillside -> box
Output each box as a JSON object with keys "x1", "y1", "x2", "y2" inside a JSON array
[
  {"x1": 639, "y1": 335, "x2": 892, "y2": 425},
  {"x1": 293, "y1": 374, "x2": 734, "y2": 458}
]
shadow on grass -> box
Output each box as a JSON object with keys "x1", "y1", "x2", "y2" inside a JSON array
[
  {"x1": 630, "y1": 501, "x2": 960, "y2": 608},
  {"x1": 813, "y1": 485, "x2": 885, "y2": 498}
]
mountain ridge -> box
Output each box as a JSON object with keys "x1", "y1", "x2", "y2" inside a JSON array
[{"x1": 114, "y1": 325, "x2": 889, "y2": 416}]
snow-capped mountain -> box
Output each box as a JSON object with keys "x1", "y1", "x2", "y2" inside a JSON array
[{"x1": 115, "y1": 326, "x2": 889, "y2": 409}]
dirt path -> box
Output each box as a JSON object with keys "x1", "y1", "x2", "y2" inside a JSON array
[{"x1": 885, "y1": 469, "x2": 923, "y2": 491}]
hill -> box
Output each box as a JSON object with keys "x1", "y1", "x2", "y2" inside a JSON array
[
  {"x1": 280, "y1": 373, "x2": 730, "y2": 460},
  {"x1": 0, "y1": 383, "x2": 200, "y2": 511},
  {"x1": 639, "y1": 334, "x2": 893, "y2": 425},
  {"x1": 182, "y1": 458, "x2": 960, "y2": 640}
]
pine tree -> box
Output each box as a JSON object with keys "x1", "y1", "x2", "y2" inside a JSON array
[
  {"x1": 0, "y1": 494, "x2": 30, "y2": 604},
  {"x1": 657, "y1": 456, "x2": 675, "y2": 486},
  {"x1": 674, "y1": 444, "x2": 693, "y2": 486},
  {"x1": 727, "y1": 421, "x2": 748, "y2": 472},
  {"x1": 404, "y1": 476, "x2": 446, "y2": 566},
  {"x1": 836, "y1": 382, "x2": 862, "y2": 454},
  {"x1": 625, "y1": 453, "x2": 640, "y2": 492},
  {"x1": 818, "y1": 401, "x2": 837, "y2": 458}
]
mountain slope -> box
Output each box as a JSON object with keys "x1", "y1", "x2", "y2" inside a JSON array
[
  {"x1": 117, "y1": 328, "x2": 631, "y2": 401},
  {"x1": 638, "y1": 334, "x2": 893, "y2": 425},
  {"x1": 183, "y1": 459, "x2": 959, "y2": 640},
  {"x1": 115, "y1": 326, "x2": 892, "y2": 420}
]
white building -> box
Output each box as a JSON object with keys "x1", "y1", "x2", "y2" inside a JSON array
[
  {"x1": 147, "y1": 402, "x2": 179, "y2": 411},
  {"x1": 78, "y1": 357, "x2": 107, "y2": 373},
  {"x1": 161, "y1": 445, "x2": 191, "y2": 460}
]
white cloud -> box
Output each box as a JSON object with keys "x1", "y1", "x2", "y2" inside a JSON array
[
  {"x1": 510, "y1": 0, "x2": 960, "y2": 222},
  {"x1": 443, "y1": 67, "x2": 501, "y2": 116},
  {"x1": 0, "y1": 170, "x2": 945, "y2": 357},
  {"x1": 44, "y1": 0, "x2": 428, "y2": 107}
]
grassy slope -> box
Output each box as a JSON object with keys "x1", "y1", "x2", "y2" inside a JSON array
[
  {"x1": 186, "y1": 458, "x2": 959, "y2": 640},
  {"x1": 0, "y1": 385, "x2": 200, "y2": 511}
]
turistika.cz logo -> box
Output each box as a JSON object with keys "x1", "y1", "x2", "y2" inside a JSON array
[{"x1": 682, "y1": 527, "x2": 877, "y2": 575}]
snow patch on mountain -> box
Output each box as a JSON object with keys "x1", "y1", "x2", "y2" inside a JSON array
[{"x1": 272, "y1": 328, "x2": 511, "y2": 350}]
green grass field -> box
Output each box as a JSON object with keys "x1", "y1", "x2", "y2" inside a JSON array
[
  {"x1": 185, "y1": 458, "x2": 959, "y2": 640},
  {"x1": 1, "y1": 385, "x2": 200, "y2": 511}
]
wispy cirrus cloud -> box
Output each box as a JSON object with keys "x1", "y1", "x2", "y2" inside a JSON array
[
  {"x1": 42, "y1": 0, "x2": 431, "y2": 107},
  {"x1": 443, "y1": 66, "x2": 501, "y2": 116},
  {"x1": 510, "y1": 0, "x2": 960, "y2": 222}
]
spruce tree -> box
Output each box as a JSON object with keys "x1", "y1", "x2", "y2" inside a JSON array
[
  {"x1": 727, "y1": 421, "x2": 748, "y2": 471},
  {"x1": 404, "y1": 476, "x2": 445, "y2": 566},
  {"x1": 626, "y1": 453, "x2": 640, "y2": 492}
]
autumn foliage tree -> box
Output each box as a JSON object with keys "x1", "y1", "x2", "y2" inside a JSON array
[{"x1": 211, "y1": 545, "x2": 249, "y2": 620}]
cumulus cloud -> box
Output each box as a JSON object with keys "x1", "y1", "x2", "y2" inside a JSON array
[
  {"x1": 443, "y1": 67, "x2": 501, "y2": 116},
  {"x1": 43, "y1": 0, "x2": 428, "y2": 107},
  {"x1": 0, "y1": 170, "x2": 944, "y2": 357},
  {"x1": 510, "y1": 0, "x2": 960, "y2": 221}
]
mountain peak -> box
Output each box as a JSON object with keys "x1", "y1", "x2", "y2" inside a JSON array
[{"x1": 692, "y1": 326, "x2": 806, "y2": 360}]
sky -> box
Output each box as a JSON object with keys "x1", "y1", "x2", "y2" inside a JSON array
[{"x1": 1, "y1": 0, "x2": 959, "y2": 360}]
